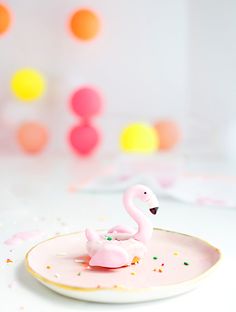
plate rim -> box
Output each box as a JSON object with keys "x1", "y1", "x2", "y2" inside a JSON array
[{"x1": 25, "y1": 228, "x2": 222, "y2": 293}]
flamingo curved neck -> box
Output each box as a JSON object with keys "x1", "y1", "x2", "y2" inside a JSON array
[{"x1": 124, "y1": 190, "x2": 152, "y2": 244}]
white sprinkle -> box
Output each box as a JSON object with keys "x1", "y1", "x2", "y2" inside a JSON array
[
  {"x1": 56, "y1": 252, "x2": 67, "y2": 257},
  {"x1": 74, "y1": 259, "x2": 84, "y2": 263}
]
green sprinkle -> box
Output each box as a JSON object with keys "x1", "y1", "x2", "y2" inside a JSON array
[
  {"x1": 153, "y1": 256, "x2": 158, "y2": 260},
  {"x1": 184, "y1": 262, "x2": 189, "y2": 266},
  {"x1": 106, "y1": 236, "x2": 112, "y2": 241}
]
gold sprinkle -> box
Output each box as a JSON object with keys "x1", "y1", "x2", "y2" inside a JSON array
[
  {"x1": 56, "y1": 252, "x2": 67, "y2": 257},
  {"x1": 153, "y1": 268, "x2": 157, "y2": 272},
  {"x1": 130, "y1": 272, "x2": 136, "y2": 276},
  {"x1": 6, "y1": 258, "x2": 13, "y2": 263},
  {"x1": 132, "y1": 256, "x2": 140, "y2": 265},
  {"x1": 77, "y1": 272, "x2": 81, "y2": 276},
  {"x1": 173, "y1": 251, "x2": 179, "y2": 256},
  {"x1": 54, "y1": 273, "x2": 60, "y2": 278},
  {"x1": 46, "y1": 265, "x2": 51, "y2": 269},
  {"x1": 97, "y1": 216, "x2": 108, "y2": 222},
  {"x1": 158, "y1": 268, "x2": 163, "y2": 273}
]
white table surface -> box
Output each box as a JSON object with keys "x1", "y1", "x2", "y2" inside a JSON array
[{"x1": 0, "y1": 156, "x2": 235, "y2": 312}]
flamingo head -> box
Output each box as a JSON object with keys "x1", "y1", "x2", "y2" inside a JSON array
[{"x1": 131, "y1": 184, "x2": 159, "y2": 215}]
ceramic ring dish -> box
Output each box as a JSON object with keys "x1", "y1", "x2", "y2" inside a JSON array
[{"x1": 25, "y1": 228, "x2": 221, "y2": 303}]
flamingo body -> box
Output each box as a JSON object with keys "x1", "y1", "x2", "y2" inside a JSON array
[{"x1": 85, "y1": 185, "x2": 159, "y2": 268}]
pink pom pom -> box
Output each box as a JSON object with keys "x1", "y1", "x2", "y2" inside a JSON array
[
  {"x1": 69, "y1": 123, "x2": 100, "y2": 156},
  {"x1": 70, "y1": 86, "x2": 103, "y2": 119}
]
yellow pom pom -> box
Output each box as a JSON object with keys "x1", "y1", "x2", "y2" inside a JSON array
[
  {"x1": 11, "y1": 68, "x2": 45, "y2": 101},
  {"x1": 120, "y1": 123, "x2": 159, "y2": 153}
]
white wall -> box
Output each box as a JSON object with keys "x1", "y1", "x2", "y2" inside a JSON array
[
  {"x1": 187, "y1": 0, "x2": 236, "y2": 157},
  {"x1": 0, "y1": 0, "x2": 235, "y2": 157}
]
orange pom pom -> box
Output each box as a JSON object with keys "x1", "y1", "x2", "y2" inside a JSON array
[
  {"x1": 0, "y1": 4, "x2": 11, "y2": 35},
  {"x1": 69, "y1": 9, "x2": 100, "y2": 41},
  {"x1": 17, "y1": 122, "x2": 48, "y2": 154},
  {"x1": 154, "y1": 120, "x2": 181, "y2": 150}
]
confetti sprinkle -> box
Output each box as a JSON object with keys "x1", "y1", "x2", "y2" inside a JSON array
[
  {"x1": 106, "y1": 236, "x2": 112, "y2": 241},
  {"x1": 74, "y1": 259, "x2": 85, "y2": 263},
  {"x1": 131, "y1": 272, "x2": 136, "y2": 276},
  {"x1": 173, "y1": 251, "x2": 179, "y2": 256},
  {"x1": 153, "y1": 256, "x2": 158, "y2": 260},
  {"x1": 154, "y1": 267, "x2": 164, "y2": 273},
  {"x1": 6, "y1": 258, "x2": 13, "y2": 263},
  {"x1": 46, "y1": 265, "x2": 51, "y2": 269},
  {"x1": 4, "y1": 230, "x2": 43, "y2": 246},
  {"x1": 161, "y1": 263, "x2": 164, "y2": 266},
  {"x1": 132, "y1": 256, "x2": 140, "y2": 264},
  {"x1": 184, "y1": 262, "x2": 189, "y2": 266},
  {"x1": 56, "y1": 252, "x2": 67, "y2": 257},
  {"x1": 97, "y1": 216, "x2": 108, "y2": 222}
]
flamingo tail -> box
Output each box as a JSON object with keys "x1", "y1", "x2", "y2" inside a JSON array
[{"x1": 85, "y1": 228, "x2": 101, "y2": 242}]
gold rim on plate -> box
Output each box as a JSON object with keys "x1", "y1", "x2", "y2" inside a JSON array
[{"x1": 25, "y1": 228, "x2": 222, "y2": 292}]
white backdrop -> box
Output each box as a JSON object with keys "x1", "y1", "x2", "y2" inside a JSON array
[{"x1": 0, "y1": 0, "x2": 235, "y2": 157}]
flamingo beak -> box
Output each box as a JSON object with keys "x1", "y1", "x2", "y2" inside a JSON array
[{"x1": 149, "y1": 207, "x2": 158, "y2": 215}]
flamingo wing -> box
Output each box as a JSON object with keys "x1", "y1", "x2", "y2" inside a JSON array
[{"x1": 89, "y1": 244, "x2": 129, "y2": 268}]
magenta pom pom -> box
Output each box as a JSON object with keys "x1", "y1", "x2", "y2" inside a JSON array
[
  {"x1": 69, "y1": 123, "x2": 100, "y2": 156},
  {"x1": 70, "y1": 86, "x2": 103, "y2": 119}
]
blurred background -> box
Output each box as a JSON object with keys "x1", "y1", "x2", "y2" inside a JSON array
[
  {"x1": 0, "y1": 0, "x2": 235, "y2": 159},
  {"x1": 0, "y1": 0, "x2": 236, "y2": 207}
]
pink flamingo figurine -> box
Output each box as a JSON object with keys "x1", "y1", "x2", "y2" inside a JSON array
[{"x1": 85, "y1": 184, "x2": 159, "y2": 268}]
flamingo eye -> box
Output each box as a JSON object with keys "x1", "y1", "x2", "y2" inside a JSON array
[{"x1": 144, "y1": 192, "x2": 147, "y2": 194}]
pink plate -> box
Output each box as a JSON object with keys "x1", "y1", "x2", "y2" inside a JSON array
[{"x1": 25, "y1": 228, "x2": 221, "y2": 303}]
